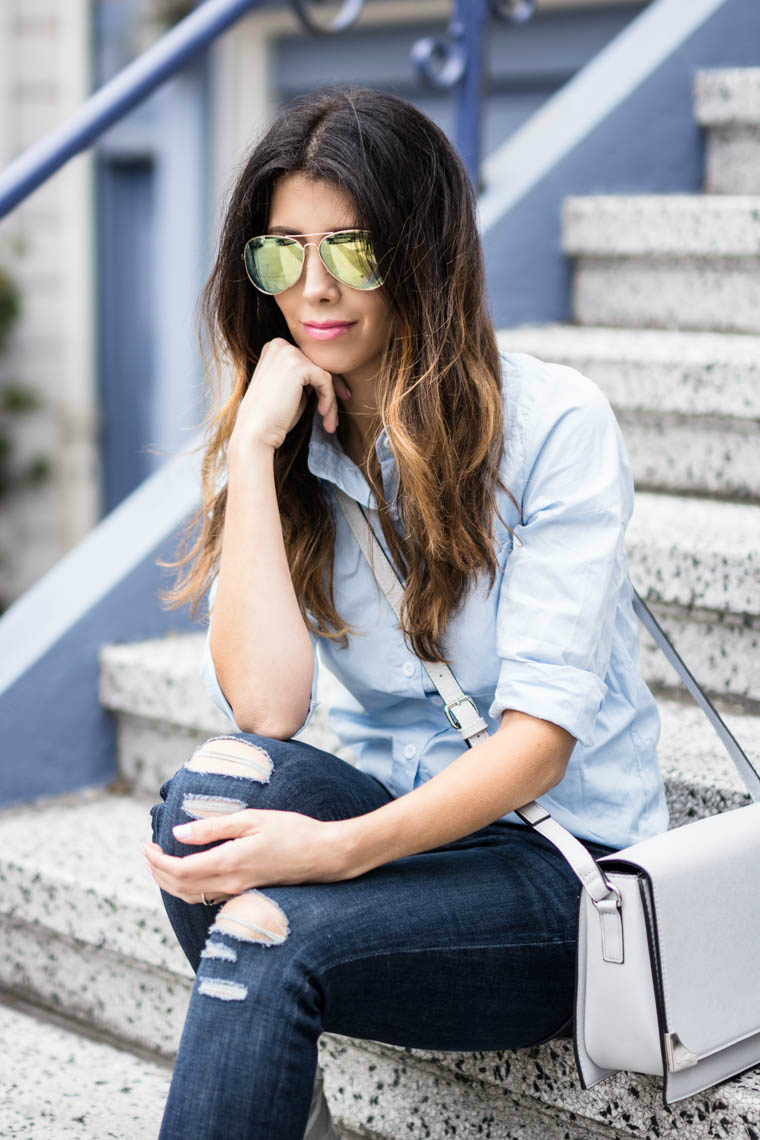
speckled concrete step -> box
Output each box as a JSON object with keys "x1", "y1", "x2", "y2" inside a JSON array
[
  {"x1": 562, "y1": 195, "x2": 760, "y2": 332},
  {"x1": 0, "y1": 995, "x2": 172, "y2": 1140},
  {"x1": 627, "y1": 491, "x2": 760, "y2": 704},
  {"x1": 318, "y1": 1032, "x2": 760, "y2": 1140},
  {"x1": 0, "y1": 994, "x2": 365, "y2": 1140},
  {"x1": 0, "y1": 786, "x2": 195, "y2": 1056},
  {"x1": 495, "y1": 325, "x2": 760, "y2": 499},
  {"x1": 2, "y1": 755, "x2": 759, "y2": 1140},
  {"x1": 0, "y1": 779, "x2": 380, "y2": 1140},
  {"x1": 695, "y1": 68, "x2": 760, "y2": 194}
]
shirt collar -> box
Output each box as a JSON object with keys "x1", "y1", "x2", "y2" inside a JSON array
[{"x1": 306, "y1": 399, "x2": 398, "y2": 510}]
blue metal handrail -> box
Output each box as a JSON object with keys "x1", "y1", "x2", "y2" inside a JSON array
[{"x1": 0, "y1": 0, "x2": 264, "y2": 219}]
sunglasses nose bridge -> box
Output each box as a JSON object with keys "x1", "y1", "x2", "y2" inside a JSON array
[{"x1": 299, "y1": 238, "x2": 338, "y2": 288}]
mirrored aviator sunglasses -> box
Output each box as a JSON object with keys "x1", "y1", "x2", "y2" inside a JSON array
[{"x1": 242, "y1": 229, "x2": 384, "y2": 295}]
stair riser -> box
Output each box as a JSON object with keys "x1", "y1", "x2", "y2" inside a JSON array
[
  {"x1": 117, "y1": 711, "x2": 209, "y2": 800},
  {"x1": 1, "y1": 918, "x2": 189, "y2": 1057},
  {"x1": 118, "y1": 707, "x2": 349, "y2": 797},
  {"x1": 705, "y1": 128, "x2": 760, "y2": 193},
  {"x1": 496, "y1": 333, "x2": 760, "y2": 496},
  {"x1": 573, "y1": 257, "x2": 760, "y2": 333},
  {"x1": 640, "y1": 603, "x2": 760, "y2": 705},
  {"x1": 627, "y1": 537, "x2": 759, "y2": 620},
  {"x1": 617, "y1": 413, "x2": 760, "y2": 499},
  {"x1": 497, "y1": 345, "x2": 760, "y2": 422},
  {"x1": 319, "y1": 1036, "x2": 647, "y2": 1140},
  {"x1": 0, "y1": 854, "x2": 190, "y2": 977}
]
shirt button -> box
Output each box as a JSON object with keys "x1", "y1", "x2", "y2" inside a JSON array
[
  {"x1": 404, "y1": 743, "x2": 417, "y2": 759},
  {"x1": 431, "y1": 696, "x2": 444, "y2": 706},
  {"x1": 402, "y1": 662, "x2": 415, "y2": 677}
]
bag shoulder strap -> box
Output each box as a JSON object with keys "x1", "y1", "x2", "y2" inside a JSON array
[{"x1": 629, "y1": 589, "x2": 760, "y2": 800}]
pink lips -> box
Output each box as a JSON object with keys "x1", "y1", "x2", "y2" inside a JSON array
[{"x1": 303, "y1": 321, "x2": 355, "y2": 341}]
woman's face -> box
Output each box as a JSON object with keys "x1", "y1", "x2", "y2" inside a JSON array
[{"x1": 265, "y1": 172, "x2": 393, "y2": 389}]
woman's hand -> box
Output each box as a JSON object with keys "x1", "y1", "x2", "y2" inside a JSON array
[
  {"x1": 231, "y1": 337, "x2": 351, "y2": 455},
  {"x1": 142, "y1": 808, "x2": 351, "y2": 904}
]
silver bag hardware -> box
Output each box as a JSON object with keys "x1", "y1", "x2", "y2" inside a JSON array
[{"x1": 335, "y1": 486, "x2": 760, "y2": 1107}]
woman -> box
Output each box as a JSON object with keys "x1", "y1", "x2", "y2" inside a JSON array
[{"x1": 144, "y1": 84, "x2": 669, "y2": 1140}]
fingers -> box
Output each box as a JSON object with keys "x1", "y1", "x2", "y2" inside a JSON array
[
  {"x1": 334, "y1": 375, "x2": 351, "y2": 400},
  {"x1": 142, "y1": 839, "x2": 249, "y2": 902},
  {"x1": 171, "y1": 812, "x2": 253, "y2": 845},
  {"x1": 311, "y1": 368, "x2": 349, "y2": 434}
]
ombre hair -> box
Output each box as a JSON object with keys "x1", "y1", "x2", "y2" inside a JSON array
[{"x1": 159, "y1": 83, "x2": 517, "y2": 664}]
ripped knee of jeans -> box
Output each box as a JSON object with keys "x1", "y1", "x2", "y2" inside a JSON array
[
  {"x1": 184, "y1": 735, "x2": 273, "y2": 782},
  {"x1": 197, "y1": 891, "x2": 289, "y2": 1003},
  {"x1": 210, "y1": 889, "x2": 289, "y2": 948}
]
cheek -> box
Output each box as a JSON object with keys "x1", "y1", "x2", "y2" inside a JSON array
[{"x1": 365, "y1": 298, "x2": 393, "y2": 345}]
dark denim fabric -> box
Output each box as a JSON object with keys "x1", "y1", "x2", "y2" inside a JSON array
[{"x1": 150, "y1": 732, "x2": 617, "y2": 1140}]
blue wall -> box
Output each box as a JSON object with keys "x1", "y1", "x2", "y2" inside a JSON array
[
  {"x1": 484, "y1": 0, "x2": 760, "y2": 328},
  {"x1": 0, "y1": 521, "x2": 199, "y2": 806}
]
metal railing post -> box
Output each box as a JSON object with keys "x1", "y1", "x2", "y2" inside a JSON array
[{"x1": 412, "y1": 0, "x2": 536, "y2": 193}]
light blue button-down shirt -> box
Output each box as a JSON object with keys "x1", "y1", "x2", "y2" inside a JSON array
[{"x1": 200, "y1": 350, "x2": 669, "y2": 850}]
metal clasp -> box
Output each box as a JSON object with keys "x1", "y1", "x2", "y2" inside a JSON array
[
  {"x1": 591, "y1": 882, "x2": 622, "y2": 913},
  {"x1": 444, "y1": 696, "x2": 479, "y2": 731}
]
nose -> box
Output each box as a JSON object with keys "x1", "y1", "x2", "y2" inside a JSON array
[{"x1": 300, "y1": 240, "x2": 339, "y2": 300}]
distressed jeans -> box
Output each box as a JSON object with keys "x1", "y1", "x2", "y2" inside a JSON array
[{"x1": 150, "y1": 731, "x2": 617, "y2": 1140}]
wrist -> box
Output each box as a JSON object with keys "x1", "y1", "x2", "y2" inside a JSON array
[
  {"x1": 320, "y1": 816, "x2": 369, "y2": 881},
  {"x1": 228, "y1": 431, "x2": 276, "y2": 471}
]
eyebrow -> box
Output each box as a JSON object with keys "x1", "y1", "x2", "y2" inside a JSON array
[{"x1": 267, "y1": 225, "x2": 357, "y2": 236}]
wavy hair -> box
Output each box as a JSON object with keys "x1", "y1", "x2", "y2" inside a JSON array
[{"x1": 159, "y1": 83, "x2": 517, "y2": 664}]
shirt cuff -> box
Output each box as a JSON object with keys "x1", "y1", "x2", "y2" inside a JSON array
[{"x1": 488, "y1": 659, "x2": 608, "y2": 748}]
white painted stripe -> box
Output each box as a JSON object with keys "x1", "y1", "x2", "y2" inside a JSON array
[
  {"x1": 0, "y1": 431, "x2": 205, "y2": 693},
  {"x1": 477, "y1": 0, "x2": 728, "y2": 234}
]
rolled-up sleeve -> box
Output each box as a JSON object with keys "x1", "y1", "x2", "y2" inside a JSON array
[
  {"x1": 199, "y1": 575, "x2": 321, "y2": 736},
  {"x1": 488, "y1": 374, "x2": 633, "y2": 747}
]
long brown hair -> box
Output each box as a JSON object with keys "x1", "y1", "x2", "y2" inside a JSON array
[{"x1": 159, "y1": 83, "x2": 517, "y2": 665}]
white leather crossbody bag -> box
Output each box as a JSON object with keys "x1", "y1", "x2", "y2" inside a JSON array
[{"x1": 335, "y1": 486, "x2": 760, "y2": 1107}]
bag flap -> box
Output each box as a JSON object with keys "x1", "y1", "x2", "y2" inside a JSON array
[{"x1": 599, "y1": 802, "x2": 760, "y2": 1062}]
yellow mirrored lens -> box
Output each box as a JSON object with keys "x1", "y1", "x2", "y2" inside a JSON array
[
  {"x1": 246, "y1": 237, "x2": 303, "y2": 294},
  {"x1": 321, "y1": 232, "x2": 383, "y2": 289}
]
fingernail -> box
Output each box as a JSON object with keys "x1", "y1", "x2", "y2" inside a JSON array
[{"x1": 173, "y1": 823, "x2": 192, "y2": 837}]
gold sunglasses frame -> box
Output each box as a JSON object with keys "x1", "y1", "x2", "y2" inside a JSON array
[{"x1": 242, "y1": 229, "x2": 384, "y2": 295}]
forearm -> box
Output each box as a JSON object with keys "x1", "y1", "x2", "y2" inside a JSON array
[
  {"x1": 331, "y1": 711, "x2": 575, "y2": 879},
  {"x1": 211, "y1": 436, "x2": 314, "y2": 737}
]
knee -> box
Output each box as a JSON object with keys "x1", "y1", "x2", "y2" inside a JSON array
[
  {"x1": 185, "y1": 734, "x2": 274, "y2": 783},
  {"x1": 197, "y1": 891, "x2": 292, "y2": 1004},
  {"x1": 211, "y1": 890, "x2": 289, "y2": 947},
  {"x1": 151, "y1": 734, "x2": 273, "y2": 846}
]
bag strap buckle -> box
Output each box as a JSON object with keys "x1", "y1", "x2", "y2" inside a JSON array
[{"x1": 444, "y1": 696, "x2": 480, "y2": 732}]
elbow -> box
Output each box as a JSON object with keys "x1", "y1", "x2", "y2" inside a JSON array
[
  {"x1": 545, "y1": 758, "x2": 569, "y2": 793},
  {"x1": 544, "y1": 740, "x2": 575, "y2": 792},
  {"x1": 232, "y1": 708, "x2": 308, "y2": 740},
  {"x1": 217, "y1": 652, "x2": 315, "y2": 740},
  {"x1": 232, "y1": 687, "x2": 313, "y2": 740}
]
